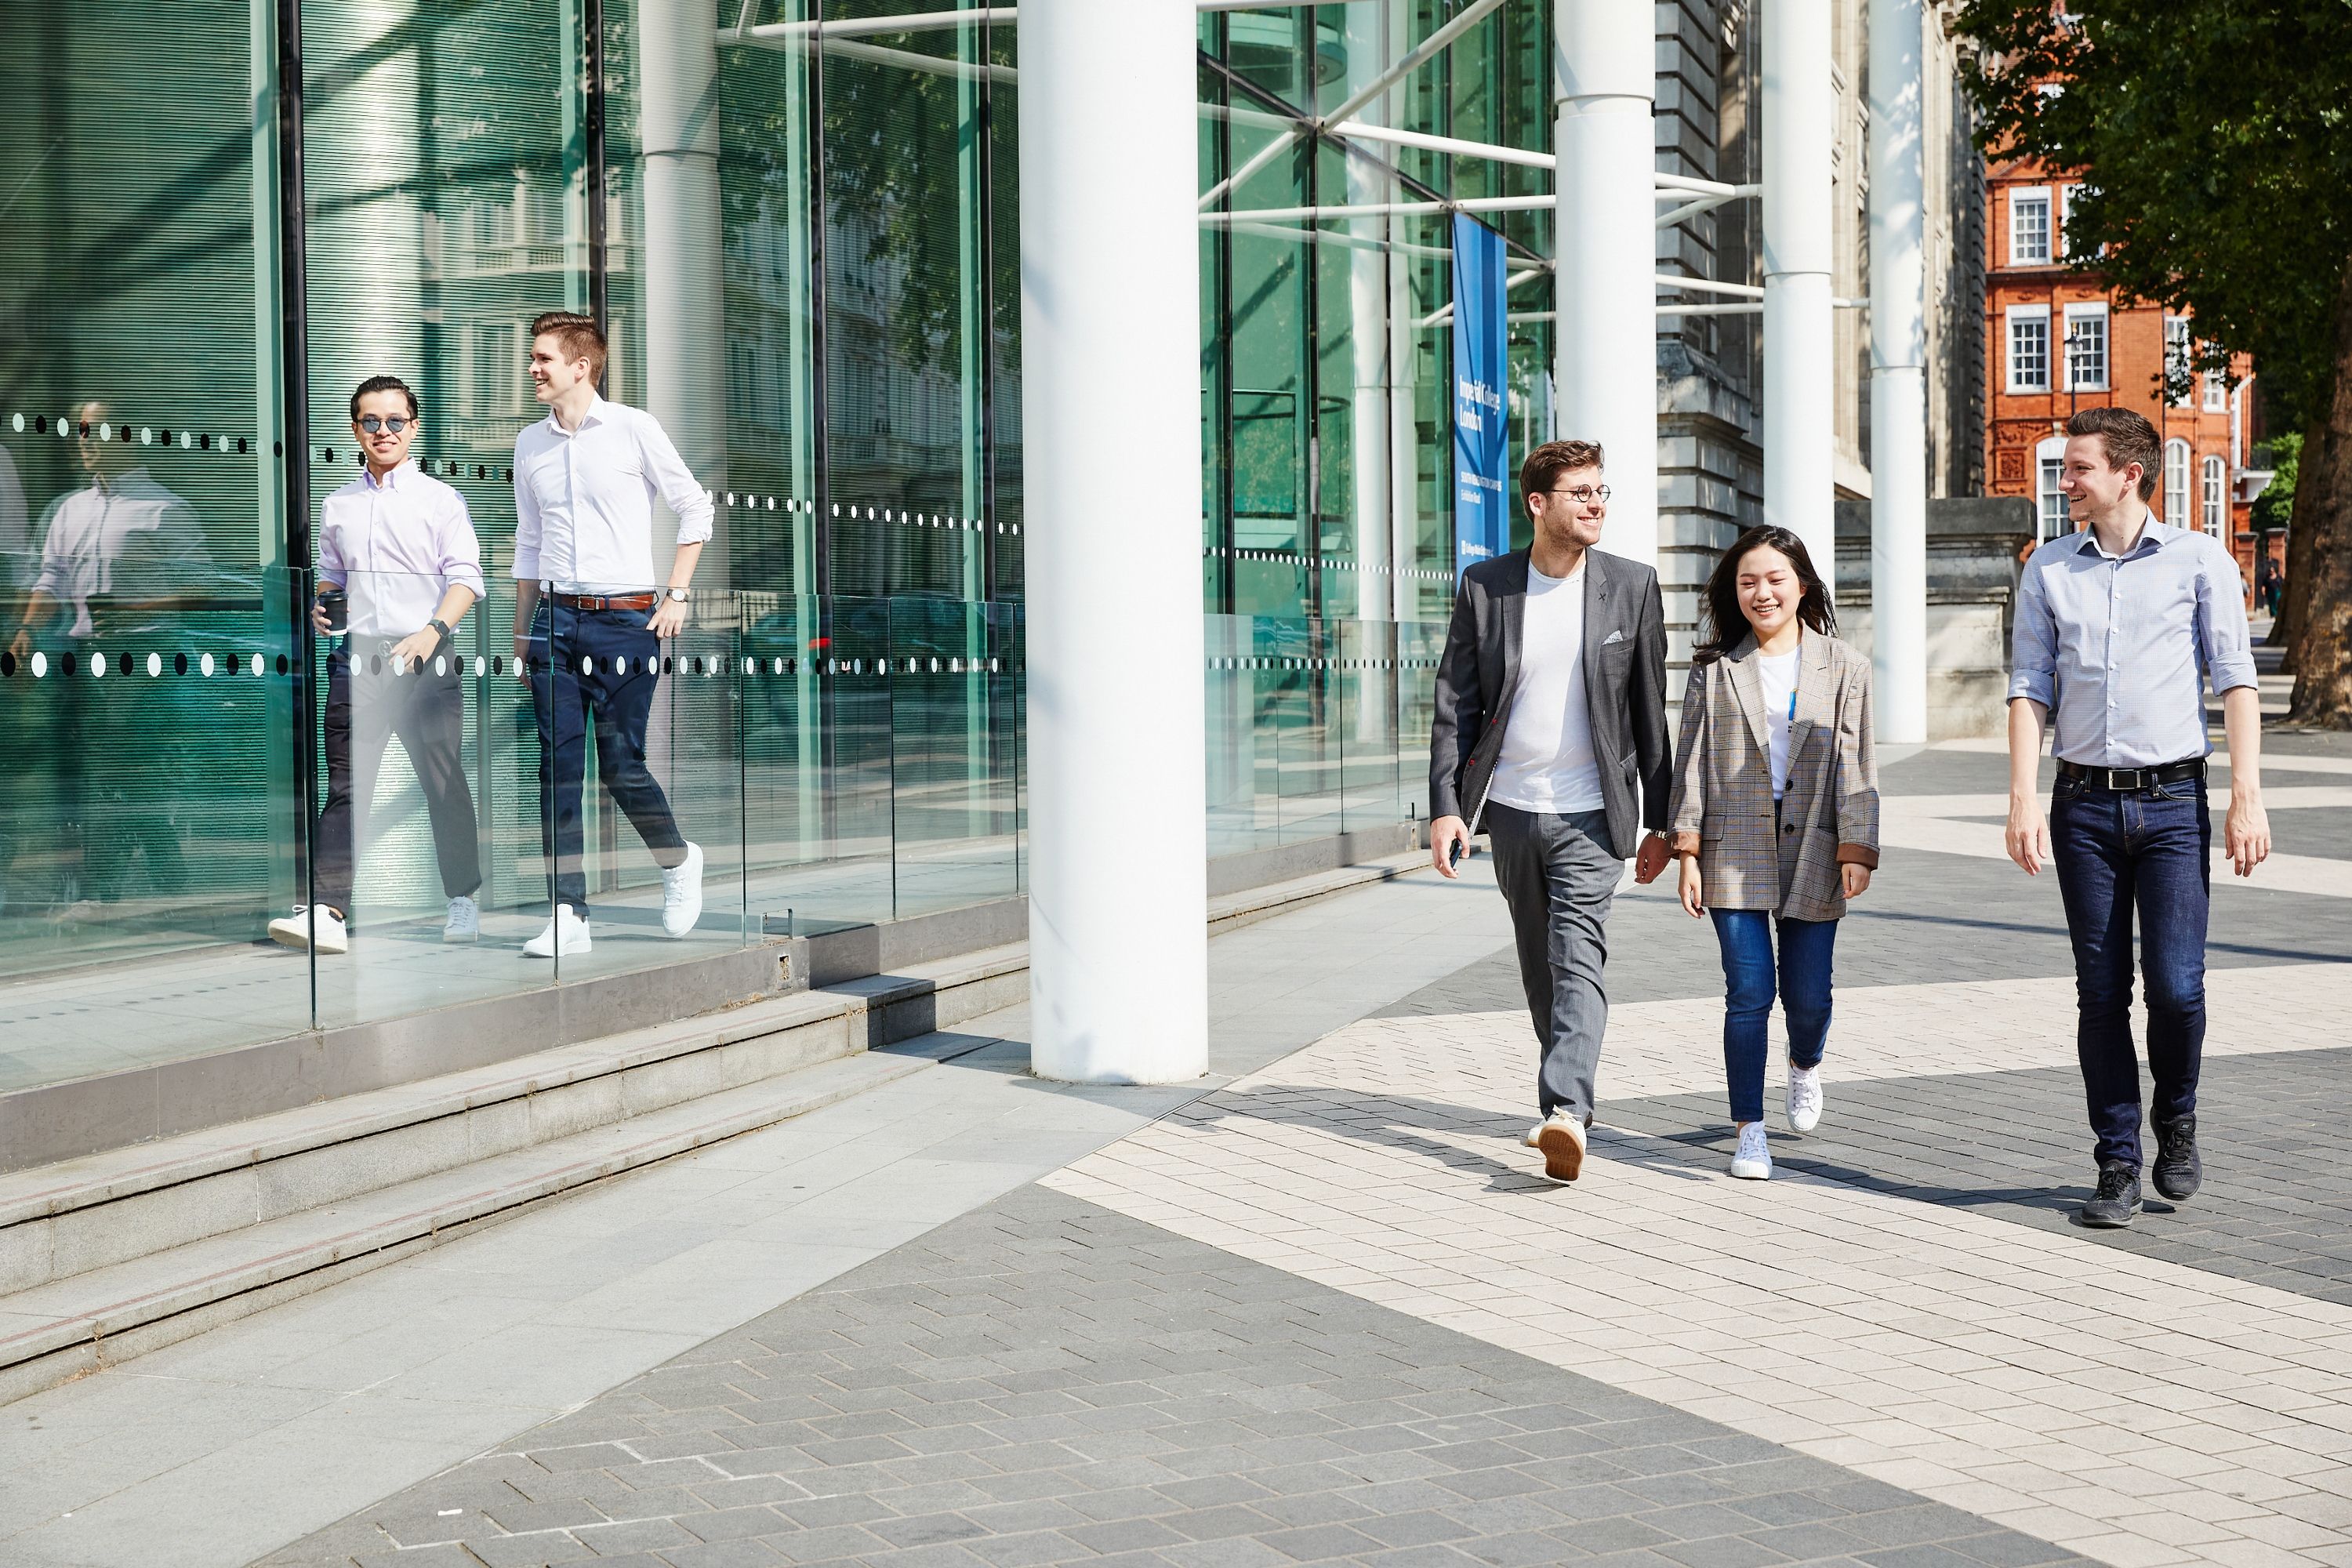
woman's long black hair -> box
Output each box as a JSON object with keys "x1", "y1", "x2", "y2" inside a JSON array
[{"x1": 1691, "y1": 525, "x2": 1837, "y2": 665}]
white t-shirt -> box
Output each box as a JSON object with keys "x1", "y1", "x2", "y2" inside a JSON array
[
  {"x1": 1485, "y1": 560, "x2": 1605, "y2": 815},
  {"x1": 1759, "y1": 648, "x2": 1801, "y2": 800}
]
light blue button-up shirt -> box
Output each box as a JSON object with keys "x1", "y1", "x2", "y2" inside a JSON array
[{"x1": 2009, "y1": 516, "x2": 2257, "y2": 768}]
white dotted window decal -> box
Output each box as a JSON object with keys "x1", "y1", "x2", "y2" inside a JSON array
[
  {"x1": 706, "y1": 658, "x2": 719, "y2": 679},
  {"x1": 579, "y1": 655, "x2": 593, "y2": 674},
  {"x1": 742, "y1": 656, "x2": 755, "y2": 676},
  {"x1": 473, "y1": 655, "x2": 487, "y2": 676},
  {"x1": 851, "y1": 659, "x2": 863, "y2": 674},
  {"x1": 201, "y1": 652, "x2": 216, "y2": 677},
  {"x1": 7, "y1": 413, "x2": 18, "y2": 433},
  {"x1": 434, "y1": 655, "x2": 448, "y2": 677},
  {"x1": 31, "y1": 652, "x2": 45, "y2": 677},
  {"x1": 89, "y1": 652, "x2": 104, "y2": 679},
  {"x1": 147, "y1": 652, "x2": 162, "y2": 677}
]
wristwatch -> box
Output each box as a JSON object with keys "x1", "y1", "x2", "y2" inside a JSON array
[
  {"x1": 426, "y1": 618, "x2": 452, "y2": 641},
  {"x1": 665, "y1": 586, "x2": 691, "y2": 603}
]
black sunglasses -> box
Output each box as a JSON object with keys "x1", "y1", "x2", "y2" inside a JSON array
[{"x1": 357, "y1": 415, "x2": 412, "y2": 434}]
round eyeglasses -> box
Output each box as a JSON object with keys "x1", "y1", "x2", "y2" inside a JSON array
[
  {"x1": 358, "y1": 415, "x2": 412, "y2": 435},
  {"x1": 1548, "y1": 485, "x2": 1610, "y2": 504}
]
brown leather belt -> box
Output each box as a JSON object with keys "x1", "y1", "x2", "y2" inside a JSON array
[{"x1": 547, "y1": 590, "x2": 656, "y2": 612}]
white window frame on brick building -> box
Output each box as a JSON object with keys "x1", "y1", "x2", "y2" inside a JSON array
[
  {"x1": 2165, "y1": 317, "x2": 2194, "y2": 407},
  {"x1": 2165, "y1": 438, "x2": 2192, "y2": 527},
  {"x1": 2007, "y1": 304, "x2": 2052, "y2": 393},
  {"x1": 2063, "y1": 302, "x2": 2108, "y2": 391},
  {"x1": 2202, "y1": 454, "x2": 2227, "y2": 533},
  {"x1": 2035, "y1": 434, "x2": 2070, "y2": 541},
  {"x1": 2204, "y1": 369, "x2": 2228, "y2": 412},
  {"x1": 2009, "y1": 187, "x2": 2053, "y2": 265}
]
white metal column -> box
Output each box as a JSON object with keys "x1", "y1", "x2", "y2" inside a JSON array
[
  {"x1": 1868, "y1": 0, "x2": 1928, "y2": 741},
  {"x1": 1762, "y1": 0, "x2": 1835, "y2": 585},
  {"x1": 638, "y1": 0, "x2": 729, "y2": 586},
  {"x1": 1020, "y1": 0, "x2": 1207, "y2": 1084},
  {"x1": 1554, "y1": 0, "x2": 1657, "y2": 568}
]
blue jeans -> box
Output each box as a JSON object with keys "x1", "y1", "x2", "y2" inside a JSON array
[
  {"x1": 2050, "y1": 773, "x2": 2210, "y2": 1169},
  {"x1": 1709, "y1": 909, "x2": 1837, "y2": 1125},
  {"x1": 530, "y1": 604, "x2": 689, "y2": 914}
]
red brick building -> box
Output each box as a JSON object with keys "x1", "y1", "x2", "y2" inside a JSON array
[{"x1": 1983, "y1": 157, "x2": 2272, "y2": 598}]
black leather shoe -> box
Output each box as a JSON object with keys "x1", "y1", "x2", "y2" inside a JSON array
[
  {"x1": 2080, "y1": 1163, "x2": 2142, "y2": 1228},
  {"x1": 2152, "y1": 1114, "x2": 2202, "y2": 1201}
]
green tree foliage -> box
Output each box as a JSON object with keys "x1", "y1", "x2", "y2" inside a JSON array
[{"x1": 1951, "y1": 0, "x2": 2352, "y2": 723}]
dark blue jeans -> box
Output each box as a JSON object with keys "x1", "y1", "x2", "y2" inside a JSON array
[
  {"x1": 1709, "y1": 909, "x2": 1837, "y2": 1125},
  {"x1": 2050, "y1": 772, "x2": 2210, "y2": 1170},
  {"x1": 530, "y1": 604, "x2": 688, "y2": 914}
]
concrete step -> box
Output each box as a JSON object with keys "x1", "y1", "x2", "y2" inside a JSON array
[{"x1": 0, "y1": 851, "x2": 1424, "y2": 1405}]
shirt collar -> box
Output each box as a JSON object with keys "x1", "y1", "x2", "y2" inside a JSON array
[
  {"x1": 361, "y1": 459, "x2": 411, "y2": 492},
  {"x1": 2075, "y1": 513, "x2": 2172, "y2": 561},
  {"x1": 547, "y1": 393, "x2": 610, "y2": 437},
  {"x1": 86, "y1": 466, "x2": 151, "y2": 497}
]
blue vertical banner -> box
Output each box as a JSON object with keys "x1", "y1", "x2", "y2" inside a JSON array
[{"x1": 1450, "y1": 213, "x2": 1509, "y2": 579}]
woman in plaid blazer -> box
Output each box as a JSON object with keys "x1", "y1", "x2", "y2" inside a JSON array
[{"x1": 1667, "y1": 526, "x2": 1880, "y2": 1182}]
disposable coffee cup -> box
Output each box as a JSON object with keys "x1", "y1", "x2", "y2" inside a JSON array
[{"x1": 319, "y1": 586, "x2": 348, "y2": 635}]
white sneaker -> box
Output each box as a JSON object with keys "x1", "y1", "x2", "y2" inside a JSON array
[
  {"x1": 1534, "y1": 1111, "x2": 1588, "y2": 1183},
  {"x1": 1730, "y1": 1122, "x2": 1772, "y2": 1180},
  {"x1": 523, "y1": 906, "x2": 591, "y2": 958},
  {"x1": 443, "y1": 895, "x2": 481, "y2": 944},
  {"x1": 267, "y1": 906, "x2": 348, "y2": 955},
  {"x1": 1524, "y1": 1123, "x2": 1545, "y2": 1149},
  {"x1": 661, "y1": 841, "x2": 704, "y2": 938},
  {"x1": 1785, "y1": 1062, "x2": 1824, "y2": 1133}
]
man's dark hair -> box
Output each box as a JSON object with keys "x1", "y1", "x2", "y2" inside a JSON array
[
  {"x1": 350, "y1": 375, "x2": 419, "y2": 422},
  {"x1": 2066, "y1": 406, "x2": 2160, "y2": 501},
  {"x1": 532, "y1": 310, "x2": 608, "y2": 379},
  {"x1": 1520, "y1": 438, "x2": 1605, "y2": 506}
]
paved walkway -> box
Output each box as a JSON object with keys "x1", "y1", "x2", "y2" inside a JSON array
[{"x1": 7, "y1": 738, "x2": 2350, "y2": 1568}]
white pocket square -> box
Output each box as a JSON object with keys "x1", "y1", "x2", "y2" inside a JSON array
[{"x1": 1601, "y1": 629, "x2": 1627, "y2": 645}]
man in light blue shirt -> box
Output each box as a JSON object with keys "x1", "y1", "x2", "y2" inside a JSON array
[{"x1": 2005, "y1": 406, "x2": 2271, "y2": 1229}]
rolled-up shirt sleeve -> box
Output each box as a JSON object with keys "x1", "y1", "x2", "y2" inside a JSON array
[
  {"x1": 510, "y1": 435, "x2": 543, "y2": 582},
  {"x1": 637, "y1": 412, "x2": 714, "y2": 546},
  {"x1": 2196, "y1": 540, "x2": 2259, "y2": 695},
  {"x1": 437, "y1": 491, "x2": 488, "y2": 601},
  {"x1": 2007, "y1": 551, "x2": 2057, "y2": 708}
]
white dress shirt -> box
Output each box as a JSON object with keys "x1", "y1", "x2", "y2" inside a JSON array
[
  {"x1": 318, "y1": 461, "x2": 486, "y2": 640},
  {"x1": 1485, "y1": 558, "x2": 1606, "y2": 814},
  {"x1": 29, "y1": 467, "x2": 199, "y2": 639},
  {"x1": 511, "y1": 395, "x2": 714, "y2": 593}
]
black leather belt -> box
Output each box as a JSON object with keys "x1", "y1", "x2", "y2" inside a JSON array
[{"x1": 2057, "y1": 757, "x2": 2206, "y2": 793}]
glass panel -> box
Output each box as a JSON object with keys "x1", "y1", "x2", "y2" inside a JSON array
[
  {"x1": 1268, "y1": 619, "x2": 1343, "y2": 844},
  {"x1": 887, "y1": 597, "x2": 1018, "y2": 919},
  {"x1": 0, "y1": 3, "x2": 313, "y2": 1091},
  {"x1": 314, "y1": 568, "x2": 557, "y2": 1024}
]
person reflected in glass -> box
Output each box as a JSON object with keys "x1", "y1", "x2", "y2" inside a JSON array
[
  {"x1": 8, "y1": 401, "x2": 202, "y2": 919},
  {"x1": 267, "y1": 377, "x2": 485, "y2": 956},
  {"x1": 510, "y1": 312, "x2": 709, "y2": 958},
  {"x1": 1668, "y1": 527, "x2": 1879, "y2": 1183}
]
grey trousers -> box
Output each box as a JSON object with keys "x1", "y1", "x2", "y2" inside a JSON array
[{"x1": 1484, "y1": 802, "x2": 1621, "y2": 1122}]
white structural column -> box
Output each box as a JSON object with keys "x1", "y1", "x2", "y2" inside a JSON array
[
  {"x1": 1762, "y1": 0, "x2": 1836, "y2": 585},
  {"x1": 1345, "y1": 2, "x2": 1394, "y2": 630},
  {"x1": 1019, "y1": 0, "x2": 1208, "y2": 1084},
  {"x1": 1867, "y1": 0, "x2": 1929, "y2": 741},
  {"x1": 1554, "y1": 0, "x2": 1657, "y2": 568},
  {"x1": 637, "y1": 0, "x2": 729, "y2": 587}
]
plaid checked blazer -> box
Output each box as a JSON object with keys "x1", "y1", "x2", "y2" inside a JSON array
[{"x1": 1667, "y1": 629, "x2": 1880, "y2": 922}]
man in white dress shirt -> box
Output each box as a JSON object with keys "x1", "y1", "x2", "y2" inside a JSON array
[
  {"x1": 511, "y1": 311, "x2": 709, "y2": 958},
  {"x1": 269, "y1": 376, "x2": 485, "y2": 955}
]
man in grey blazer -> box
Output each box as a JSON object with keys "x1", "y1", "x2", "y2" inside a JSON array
[{"x1": 1430, "y1": 438, "x2": 1673, "y2": 1183}]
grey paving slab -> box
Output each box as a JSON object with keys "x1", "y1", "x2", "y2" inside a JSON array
[
  {"x1": 258, "y1": 1186, "x2": 2092, "y2": 1568},
  {"x1": 1600, "y1": 1045, "x2": 2352, "y2": 1305}
]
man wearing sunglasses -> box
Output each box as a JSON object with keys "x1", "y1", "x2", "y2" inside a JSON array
[
  {"x1": 269, "y1": 376, "x2": 485, "y2": 955},
  {"x1": 1428, "y1": 438, "x2": 1674, "y2": 1184}
]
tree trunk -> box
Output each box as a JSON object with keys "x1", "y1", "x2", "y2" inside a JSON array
[
  {"x1": 2271, "y1": 423, "x2": 2324, "y2": 658},
  {"x1": 2287, "y1": 253, "x2": 2352, "y2": 726}
]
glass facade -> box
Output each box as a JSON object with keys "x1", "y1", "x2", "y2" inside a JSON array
[{"x1": 0, "y1": 2, "x2": 1553, "y2": 1107}]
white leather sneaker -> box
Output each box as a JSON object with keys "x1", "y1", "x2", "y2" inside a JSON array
[
  {"x1": 1534, "y1": 1111, "x2": 1587, "y2": 1183},
  {"x1": 1730, "y1": 1121, "x2": 1772, "y2": 1180},
  {"x1": 443, "y1": 895, "x2": 481, "y2": 944},
  {"x1": 523, "y1": 906, "x2": 591, "y2": 957},
  {"x1": 661, "y1": 842, "x2": 704, "y2": 938},
  {"x1": 1524, "y1": 1123, "x2": 1545, "y2": 1149},
  {"x1": 267, "y1": 906, "x2": 348, "y2": 955},
  {"x1": 1785, "y1": 1062, "x2": 1824, "y2": 1133}
]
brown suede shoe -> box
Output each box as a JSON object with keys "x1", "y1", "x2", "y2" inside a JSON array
[{"x1": 1535, "y1": 1112, "x2": 1587, "y2": 1182}]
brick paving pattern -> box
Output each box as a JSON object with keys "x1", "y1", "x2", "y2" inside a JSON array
[{"x1": 260, "y1": 1186, "x2": 2096, "y2": 1568}]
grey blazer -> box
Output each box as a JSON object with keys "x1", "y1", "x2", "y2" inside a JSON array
[
  {"x1": 1667, "y1": 629, "x2": 1880, "y2": 922},
  {"x1": 1428, "y1": 546, "x2": 1672, "y2": 861}
]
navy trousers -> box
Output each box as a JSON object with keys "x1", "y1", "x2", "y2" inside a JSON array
[{"x1": 529, "y1": 604, "x2": 688, "y2": 914}]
